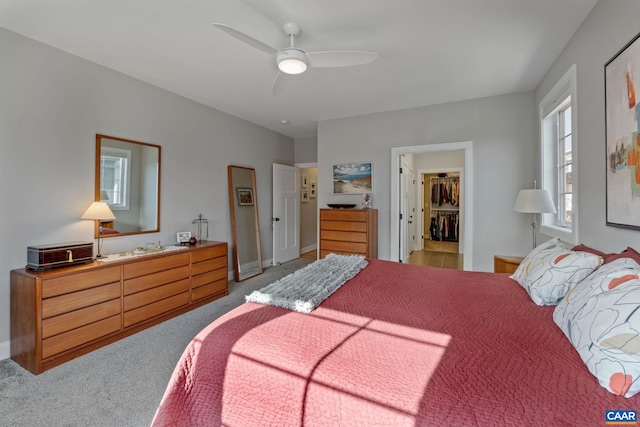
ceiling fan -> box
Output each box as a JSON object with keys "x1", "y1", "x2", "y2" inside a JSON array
[{"x1": 212, "y1": 22, "x2": 378, "y2": 93}]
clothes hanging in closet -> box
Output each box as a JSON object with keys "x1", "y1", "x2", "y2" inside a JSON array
[
  {"x1": 429, "y1": 211, "x2": 459, "y2": 242},
  {"x1": 430, "y1": 177, "x2": 459, "y2": 207}
]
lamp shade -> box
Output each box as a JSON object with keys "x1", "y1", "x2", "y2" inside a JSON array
[
  {"x1": 513, "y1": 189, "x2": 557, "y2": 214},
  {"x1": 81, "y1": 201, "x2": 116, "y2": 220}
]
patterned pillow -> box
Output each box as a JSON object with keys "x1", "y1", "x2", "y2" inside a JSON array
[
  {"x1": 553, "y1": 258, "x2": 640, "y2": 397},
  {"x1": 510, "y1": 238, "x2": 603, "y2": 306}
]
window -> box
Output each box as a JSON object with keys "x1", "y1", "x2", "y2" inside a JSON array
[
  {"x1": 100, "y1": 147, "x2": 131, "y2": 210},
  {"x1": 540, "y1": 64, "x2": 578, "y2": 244}
]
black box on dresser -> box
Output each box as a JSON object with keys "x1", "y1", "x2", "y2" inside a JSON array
[{"x1": 26, "y1": 242, "x2": 93, "y2": 271}]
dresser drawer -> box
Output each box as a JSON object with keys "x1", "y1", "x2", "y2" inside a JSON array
[
  {"x1": 321, "y1": 240, "x2": 367, "y2": 255},
  {"x1": 124, "y1": 278, "x2": 190, "y2": 311},
  {"x1": 191, "y1": 256, "x2": 226, "y2": 276},
  {"x1": 123, "y1": 253, "x2": 190, "y2": 279},
  {"x1": 191, "y1": 245, "x2": 226, "y2": 263},
  {"x1": 123, "y1": 265, "x2": 190, "y2": 295},
  {"x1": 42, "y1": 266, "x2": 120, "y2": 298},
  {"x1": 320, "y1": 230, "x2": 367, "y2": 243},
  {"x1": 192, "y1": 268, "x2": 227, "y2": 289},
  {"x1": 42, "y1": 299, "x2": 121, "y2": 339},
  {"x1": 320, "y1": 209, "x2": 368, "y2": 222},
  {"x1": 42, "y1": 315, "x2": 121, "y2": 359},
  {"x1": 192, "y1": 278, "x2": 227, "y2": 301},
  {"x1": 320, "y1": 220, "x2": 367, "y2": 232},
  {"x1": 42, "y1": 282, "x2": 121, "y2": 319},
  {"x1": 123, "y1": 292, "x2": 191, "y2": 328}
]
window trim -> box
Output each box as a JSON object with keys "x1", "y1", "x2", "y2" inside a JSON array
[
  {"x1": 539, "y1": 64, "x2": 578, "y2": 244},
  {"x1": 100, "y1": 146, "x2": 131, "y2": 211}
]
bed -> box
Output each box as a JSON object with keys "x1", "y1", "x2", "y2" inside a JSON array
[{"x1": 151, "y1": 256, "x2": 640, "y2": 426}]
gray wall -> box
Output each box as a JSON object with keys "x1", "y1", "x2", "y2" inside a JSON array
[
  {"x1": 295, "y1": 136, "x2": 318, "y2": 163},
  {"x1": 536, "y1": 0, "x2": 640, "y2": 253},
  {"x1": 318, "y1": 92, "x2": 537, "y2": 271},
  {"x1": 0, "y1": 28, "x2": 293, "y2": 353}
]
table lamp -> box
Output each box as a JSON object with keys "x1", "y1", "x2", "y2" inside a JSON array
[
  {"x1": 513, "y1": 181, "x2": 557, "y2": 249},
  {"x1": 81, "y1": 201, "x2": 116, "y2": 258}
]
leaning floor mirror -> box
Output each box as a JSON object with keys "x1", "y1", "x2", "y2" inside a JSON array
[{"x1": 228, "y1": 165, "x2": 263, "y2": 282}]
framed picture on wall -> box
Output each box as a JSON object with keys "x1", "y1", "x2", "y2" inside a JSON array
[
  {"x1": 302, "y1": 189, "x2": 310, "y2": 202},
  {"x1": 605, "y1": 30, "x2": 640, "y2": 229},
  {"x1": 237, "y1": 188, "x2": 254, "y2": 206},
  {"x1": 302, "y1": 175, "x2": 309, "y2": 188},
  {"x1": 310, "y1": 181, "x2": 316, "y2": 199},
  {"x1": 332, "y1": 162, "x2": 372, "y2": 194}
]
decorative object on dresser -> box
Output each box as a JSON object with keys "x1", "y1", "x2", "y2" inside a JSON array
[
  {"x1": 10, "y1": 241, "x2": 227, "y2": 374},
  {"x1": 80, "y1": 201, "x2": 116, "y2": 258},
  {"x1": 494, "y1": 254, "x2": 525, "y2": 274},
  {"x1": 319, "y1": 208, "x2": 377, "y2": 259},
  {"x1": 191, "y1": 213, "x2": 209, "y2": 242},
  {"x1": 26, "y1": 242, "x2": 94, "y2": 271},
  {"x1": 177, "y1": 231, "x2": 191, "y2": 244},
  {"x1": 513, "y1": 180, "x2": 557, "y2": 248}
]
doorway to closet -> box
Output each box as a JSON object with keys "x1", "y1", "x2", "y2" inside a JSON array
[
  {"x1": 390, "y1": 141, "x2": 473, "y2": 271},
  {"x1": 411, "y1": 170, "x2": 463, "y2": 270}
]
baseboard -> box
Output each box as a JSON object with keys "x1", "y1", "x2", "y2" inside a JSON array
[
  {"x1": 0, "y1": 340, "x2": 10, "y2": 360},
  {"x1": 301, "y1": 244, "x2": 317, "y2": 255}
]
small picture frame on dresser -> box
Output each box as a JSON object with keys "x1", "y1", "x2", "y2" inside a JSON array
[{"x1": 177, "y1": 231, "x2": 191, "y2": 244}]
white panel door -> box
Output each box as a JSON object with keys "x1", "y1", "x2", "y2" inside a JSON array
[{"x1": 272, "y1": 163, "x2": 300, "y2": 265}]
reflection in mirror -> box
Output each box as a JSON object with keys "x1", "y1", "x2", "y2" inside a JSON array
[
  {"x1": 228, "y1": 165, "x2": 263, "y2": 282},
  {"x1": 95, "y1": 134, "x2": 161, "y2": 238}
]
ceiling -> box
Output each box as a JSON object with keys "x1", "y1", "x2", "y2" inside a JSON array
[{"x1": 0, "y1": 0, "x2": 598, "y2": 139}]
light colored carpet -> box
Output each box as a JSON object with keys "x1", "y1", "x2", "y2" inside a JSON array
[{"x1": 0, "y1": 257, "x2": 312, "y2": 427}]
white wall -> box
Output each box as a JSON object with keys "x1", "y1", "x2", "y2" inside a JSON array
[
  {"x1": 0, "y1": 28, "x2": 293, "y2": 353},
  {"x1": 536, "y1": 0, "x2": 640, "y2": 253},
  {"x1": 318, "y1": 92, "x2": 537, "y2": 271}
]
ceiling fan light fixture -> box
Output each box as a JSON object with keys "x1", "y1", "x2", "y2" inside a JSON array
[{"x1": 277, "y1": 48, "x2": 308, "y2": 74}]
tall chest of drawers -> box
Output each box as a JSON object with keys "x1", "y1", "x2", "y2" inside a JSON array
[
  {"x1": 319, "y1": 208, "x2": 378, "y2": 259},
  {"x1": 10, "y1": 241, "x2": 227, "y2": 374}
]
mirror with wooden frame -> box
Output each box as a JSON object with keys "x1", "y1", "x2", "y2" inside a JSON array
[
  {"x1": 95, "y1": 134, "x2": 161, "y2": 238},
  {"x1": 228, "y1": 165, "x2": 263, "y2": 281}
]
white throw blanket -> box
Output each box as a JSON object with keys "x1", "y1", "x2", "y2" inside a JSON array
[{"x1": 245, "y1": 253, "x2": 368, "y2": 313}]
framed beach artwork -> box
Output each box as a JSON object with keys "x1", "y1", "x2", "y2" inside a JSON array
[
  {"x1": 606, "y1": 31, "x2": 640, "y2": 229},
  {"x1": 332, "y1": 162, "x2": 372, "y2": 194}
]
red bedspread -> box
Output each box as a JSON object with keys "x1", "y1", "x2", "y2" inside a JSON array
[{"x1": 152, "y1": 260, "x2": 639, "y2": 426}]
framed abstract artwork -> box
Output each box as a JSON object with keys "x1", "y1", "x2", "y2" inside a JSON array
[{"x1": 606, "y1": 31, "x2": 640, "y2": 229}]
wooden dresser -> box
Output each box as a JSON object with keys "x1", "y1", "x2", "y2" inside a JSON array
[
  {"x1": 319, "y1": 208, "x2": 378, "y2": 259},
  {"x1": 10, "y1": 241, "x2": 227, "y2": 374}
]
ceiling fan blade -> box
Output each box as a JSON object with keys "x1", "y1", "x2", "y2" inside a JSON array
[
  {"x1": 306, "y1": 51, "x2": 378, "y2": 68},
  {"x1": 271, "y1": 71, "x2": 283, "y2": 95},
  {"x1": 212, "y1": 23, "x2": 278, "y2": 55}
]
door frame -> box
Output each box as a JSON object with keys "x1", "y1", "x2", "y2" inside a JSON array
[{"x1": 391, "y1": 141, "x2": 473, "y2": 270}]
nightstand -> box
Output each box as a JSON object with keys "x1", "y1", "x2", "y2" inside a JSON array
[{"x1": 494, "y1": 255, "x2": 525, "y2": 274}]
